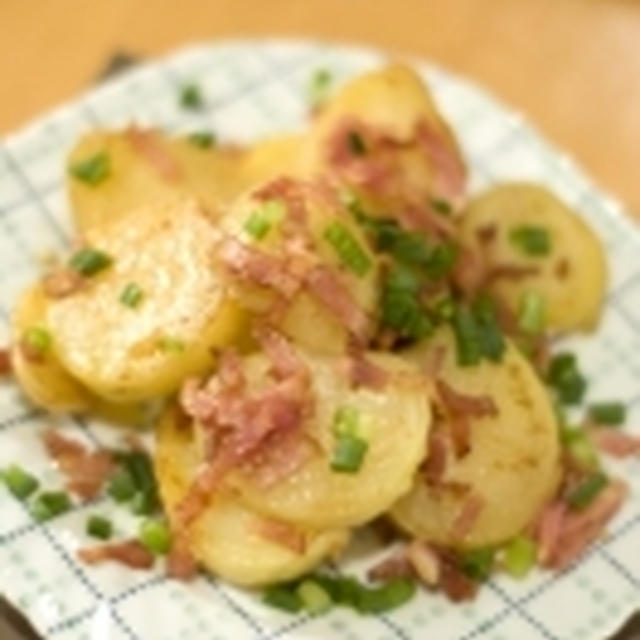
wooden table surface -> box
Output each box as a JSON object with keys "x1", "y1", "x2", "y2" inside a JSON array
[{"x1": 2, "y1": 0, "x2": 640, "y2": 214}]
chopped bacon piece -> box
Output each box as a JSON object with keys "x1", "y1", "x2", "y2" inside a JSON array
[
  {"x1": 0, "y1": 348, "x2": 11, "y2": 375},
  {"x1": 535, "y1": 500, "x2": 567, "y2": 566},
  {"x1": 42, "y1": 430, "x2": 114, "y2": 500},
  {"x1": 476, "y1": 224, "x2": 497, "y2": 244},
  {"x1": 422, "y1": 427, "x2": 449, "y2": 485},
  {"x1": 555, "y1": 258, "x2": 570, "y2": 279},
  {"x1": 589, "y1": 429, "x2": 640, "y2": 458},
  {"x1": 305, "y1": 266, "x2": 370, "y2": 338},
  {"x1": 344, "y1": 344, "x2": 389, "y2": 390},
  {"x1": 254, "y1": 518, "x2": 306, "y2": 554},
  {"x1": 167, "y1": 541, "x2": 198, "y2": 581},
  {"x1": 78, "y1": 540, "x2": 154, "y2": 570},
  {"x1": 451, "y1": 494, "x2": 485, "y2": 541},
  {"x1": 438, "y1": 555, "x2": 478, "y2": 602},
  {"x1": 437, "y1": 380, "x2": 498, "y2": 419},
  {"x1": 487, "y1": 263, "x2": 540, "y2": 282},
  {"x1": 406, "y1": 541, "x2": 440, "y2": 586},
  {"x1": 421, "y1": 345, "x2": 447, "y2": 377},
  {"x1": 254, "y1": 176, "x2": 308, "y2": 228},
  {"x1": 398, "y1": 202, "x2": 456, "y2": 239},
  {"x1": 125, "y1": 126, "x2": 181, "y2": 181},
  {"x1": 368, "y1": 552, "x2": 415, "y2": 582},
  {"x1": 42, "y1": 268, "x2": 84, "y2": 298},
  {"x1": 451, "y1": 247, "x2": 486, "y2": 298},
  {"x1": 19, "y1": 337, "x2": 46, "y2": 363}
]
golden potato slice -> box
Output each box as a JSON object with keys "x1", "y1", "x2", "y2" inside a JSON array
[
  {"x1": 228, "y1": 350, "x2": 431, "y2": 529},
  {"x1": 459, "y1": 183, "x2": 607, "y2": 332},
  {"x1": 67, "y1": 129, "x2": 245, "y2": 231},
  {"x1": 390, "y1": 328, "x2": 561, "y2": 549},
  {"x1": 10, "y1": 283, "x2": 92, "y2": 412},
  {"x1": 218, "y1": 178, "x2": 380, "y2": 354},
  {"x1": 241, "y1": 134, "x2": 304, "y2": 187},
  {"x1": 47, "y1": 198, "x2": 248, "y2": 403},
  {"x1": 156, "y1": 407, "x2": 349, "y2": 586},
  {"x1": 300, "y1": 64, "x2": 466, "y2": 212}
]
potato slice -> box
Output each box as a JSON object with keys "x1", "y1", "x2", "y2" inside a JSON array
[
  {"x1": 300, "y1": 64, "x2": 466, "y2": 212},
  {"x1": 11, "y1": 283, "x2": 92, "y2": 412},
  {"x1": 218, "y1": 178, "x2": 380, "y2": 354},
  {"x1": 47, "y1": 198, "x2": 247, "y2": 403},
  {"x1": 156, "y1": 406, "x2": 349, "y2": 587},
  {"x1": 228, "y1": 350, "x2": 431, "y2": 529},
  {"x1": 390, "y1": 328, "x2": 561, "y2": 549},
  {"x1": 67, "y1": 129, "x2": 247, "y2": 231},
  {"x1": 241, "y1": 134, "x2": 304, "y2": 187},
  {"x1": 459, "y1": 183, "x2": 607, "y2": 332}
]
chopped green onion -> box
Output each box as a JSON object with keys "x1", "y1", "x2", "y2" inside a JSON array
[
  {"x1": 308, "y1": 68, "x2": 332, "y2": 108},
  {"x1": 30, "y1": 491, "x2": 71, "y2": 522},
  {"x1": 68, "y1": 248, "x2": 112, "y2": 277},
  {"x1": 139, "y1": 518, "x2": 172, "y2": 554},
  {"x1": 503, "y1": 535, "x2": 537, "y2": 578},
  {"x1": 179, "y1": 83, "x2": 204, "y2": 109},
  {"x1": 434, "y1": 297, "x2": 455, "y2": 321},
  {"x1": 107, "y1": 467, "x2": 137, "y2": 502},
  {"x1": 561, "y1": 426, "x2": 600, "y2": 470},
  {"x1": 348, "y1": 130, "x2": 367, "y2": 155},
  {"x1": 2, "y1": 465, "x2": 39, "y2": 500},
  {"x1": 87, "y1": 515, "x2": 113, "y2": 540},
  {"x1": 460, "y1": 547, "x2": 495, "y2": 582},
  {"x1": 424, "y1": 242, "x2": 458, "y2": 279},
  {"x1": 243, "y1": 200, "x2": 285, "y2": 241},
  {"x1": 263, "y1": 584, "x2": 303, "y2": 613},
  {"x1": 472, "y1": 295, "x2": 506, "y2": 362},
  {"x1": 332, "y1": 405, "x2": 359, "y2": 436},
  {"x1": 588, "y1": 402, "x2": 626, "y2": 426},
  {"x1": 331, "y1": 432, "x2": 368, "y2": 473},
  {"x1": 548, "y1": 352, "x2": 587, "y2": 405},
  {"x1": 518, "y1": 290, "x2": 546, "y2": 334},
  {"x1": 187, "y1": 131, "x2": 216, "y2": 148},
  {"x1": 324, "y1": 221, "x2": 373, "y2": 277},
  {"x1": 119, "y1": 282, "x2": 144, "y2": 309},
  {"x1": 431, "y1": 198, "x2": 452, "y2": 215},
  {"x1": 566, "y1": 472, "x2": 608, "y2": 510},
  {"x1": 21, "y1": 326, "x2": 52, "y2": 358},
  {"x1": 158, "y1": 336, "x2": 185, "y2": 353},
  {"x1": 130, "y1": 489, "x2": 159, "y2": 516},
  {"x1": 356, "y1": 578, "x2": 416, "y2": 613},
  {"x1": 452, "y1": 305, "x2": 483, "y2": 366},
  {"x1": 296, "y1": 579, "x2": 333, "y2": 614},
  {"x1": 509, "y1": 225, "x2": 551, "y2": 256},
  {"x1": 69, "y1": 152, "x2": 110, "y2": 185},
  {"x1": 384, "y1": 231, "x2": 432, "y2": 266}
]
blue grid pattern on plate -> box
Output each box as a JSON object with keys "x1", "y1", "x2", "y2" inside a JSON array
[{"x1": 0, "y1": 40, "x2": 638, "y2": 640}]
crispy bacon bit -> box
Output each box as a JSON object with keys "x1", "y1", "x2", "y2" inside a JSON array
[
  {"x1": 254, "y1": 176, "x2": 308, "y2": 229},
  {"x1": 406, "y1": 541, "x2": 440, "y2": 586},
  {"x1": 398, "y1": 202, "x2": 456, "y2": 239},
  {"x1": 0, "y1": 348, "x2": 11, "y2": 375},
  {"x1": 78, "y1": 540, "x2": 154, "y2": 570},
  {"x1": 589, "y1": 429, "x2": 640, "y2": 458},
  {"x1": 437, "y1": 380, "x2": 498, "y2": 418},
  {"x1": 421, "y1": 345, "x2": 447, "y2": 377},
  {"x1": 555, "y1": 258, "x2": 570, "y2": 279},
  {"x1": 344, "y1": 344, "x2": 388, "y2": 390},
  {"x1": 18, "y1": 337, "x2": 47, "y2": 364},
  {"x1": 451, "y1": 494, "x2": 485, "y2": 541},
  {"x1": 167, "y1": 540, "x2": 198, "y2": 581},
  {"x1": 305, "y1": 266, "x2": 370, "y2": 338},
  {"x1": 451, "y1": 248, "x2": 486, "y2": 298},
  {"x1": 125, "y1": 126, "x2": 181, "y2": 181},
  {"x1": 487, "y1": 263, "x2": 540, "y2": 282},
  {"x1": 529, "y1": 334, "x2": 552, "y2": 377},
  {"x1": 535, "y1": 500, "x2": 567, "y2": 566},
  {"x1": 368, "y1": 552, "x2": 414, "y2": 582},
  {"x1": 438, "y1": 554, "x2": 478, "y2": 602},
  {"x1": 476, "y1": 224, "x2": 497, "y2": 244},
  {"x1": 42, "y1": 430, "x2": 114, "y2": 500},
  {"x1": 254, "y1": 518, "x2": 306, "y2": 554},
  {"x1": 422, "y1": 427, "x2": 449, "y2": 485},
  {"x1": 42, "y1": 268, "x2": 84, "y2": 298}
]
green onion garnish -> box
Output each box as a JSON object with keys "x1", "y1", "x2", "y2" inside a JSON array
[
  {"x1": 119, "y1": 282, "x2": 144, "y2": 309},
  {"x1": 518, "y1": 290, "x2": 546, "y2": 334},
  {"x1": 509, "y1": 225, "x2": 551, "y2": 256},
  {"x1": 560, "y1": 426, "x2": 600, "y2": 470},
  {"x1": 68, "y1": 248, "x2": 113, "y2": 277},
  {"x1": 308, "y1": 68, "x2": 332, "y2": 108},
  {"x1": 434, "y1": 297, "x2": 455, "y2": 321},
  {"x1": 296, "y1": 579, "x2": 333, "y2": 614},
  {"x1": 548, "y1": 352, "x2": 587, "y2": 405},
  {"x1": 263, "y1": 584, "x2": 303, "y2": 613},
  {"x1": 566, "y1": 472, "x2": 608, "y2": 510},
  {"x1": 331, "y1": 433, "x2": 368, "y2": 473},
  {"x1": 472, "y1": 295, "x2": 506, "y2": 362},
  {"x1": 424, "y1": 242, "x2": 458, "y2": 278},
  {"x1": 452, "y1": 305, "x2": 483, "y2": 366},
  {"x1": 187, "y1": 131, "x2": 216, "y2": 148},
  {"x1": 30, "y1": 491, "x2": 72, "y2": 522},
  {"x1": 179, "y1": 83, "x2": 204, "y2": 109},
  {"x1": 2, "y1": 465, "x2": 39, "y2": 500},
  {"x1": 332, "y1": 405, "x2": 360, "y2": 436},
  {"x1": 503, "y1": 535, "x2": 537, "y2": 578},
  {"x1": 139, "y1": 518, "x2": 172, "y2": 554},
  {"x1": 588, "y1": 402, "x2": 626, "y2": 426},
  {"x1": 324, "y1": 221, "x2": 373, "y2": 277},
  {"x1": 355, "y1": 578, "x2": 416, "y2": 614},
  {"x1": 158, "y1": 336, "x2": 185, "y2": 353},
  {"x1": 243, "y1": 200, "x2": 285, "y2": 241},
  {"x1": 21, "y1": 326, "x2": 52, "y2": 358},
  {"x1": 460, "y1": 547, "x2": 495, "y2": 582},
  {"x1": 69, "y1": 152, "x2": 110, "y2": 186},
  {"x1": 107, "y1": 467, "x2": 137, "y2": 502},
  {"x1": 87, "y1": 515, "x2": 113, "y2": 540},
  {"x1": 348, "y1": 131, "x2": 367, "y2": 156}
]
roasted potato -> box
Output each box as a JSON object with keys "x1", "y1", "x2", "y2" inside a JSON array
[
  {"x1": 47, "y1": 198, "x2": 248, "y2": 403},
  {"x1": 156, "y1": 406, "x2": 349, "y2": 587},
  {"x1": 459, "y1": 183, "x2": 607, "y2": 332},
  {"x1": 390, "y1": 328, "x2": 561, "y2": 549},
  {"x1": 228, "y1": 350, "x2": 431, "y2": 529},
  {"x1": 241, "y1": 134, "x2": 303, "y2": 187}
]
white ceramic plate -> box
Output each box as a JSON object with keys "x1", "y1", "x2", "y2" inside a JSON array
[{"x1": 0, "y1": 40, "x2": 638, "y2": 640}]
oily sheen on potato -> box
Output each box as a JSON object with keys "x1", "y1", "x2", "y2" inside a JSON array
[
  {"x1": 459, "y1": 183, "x2": 607, "y2": 332},
  {"x1": 227, "y1": 350, "x2": 431, "y2": 529},
  {"x1": 155, "y1": 407, "x2": 349, "y2": 587},
  {"x1": 390, "y1": 328, "x2": 561, "y2": 549},
  {"x1": 47, "y1": 199, "x2": 247, "y2": 403}
]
